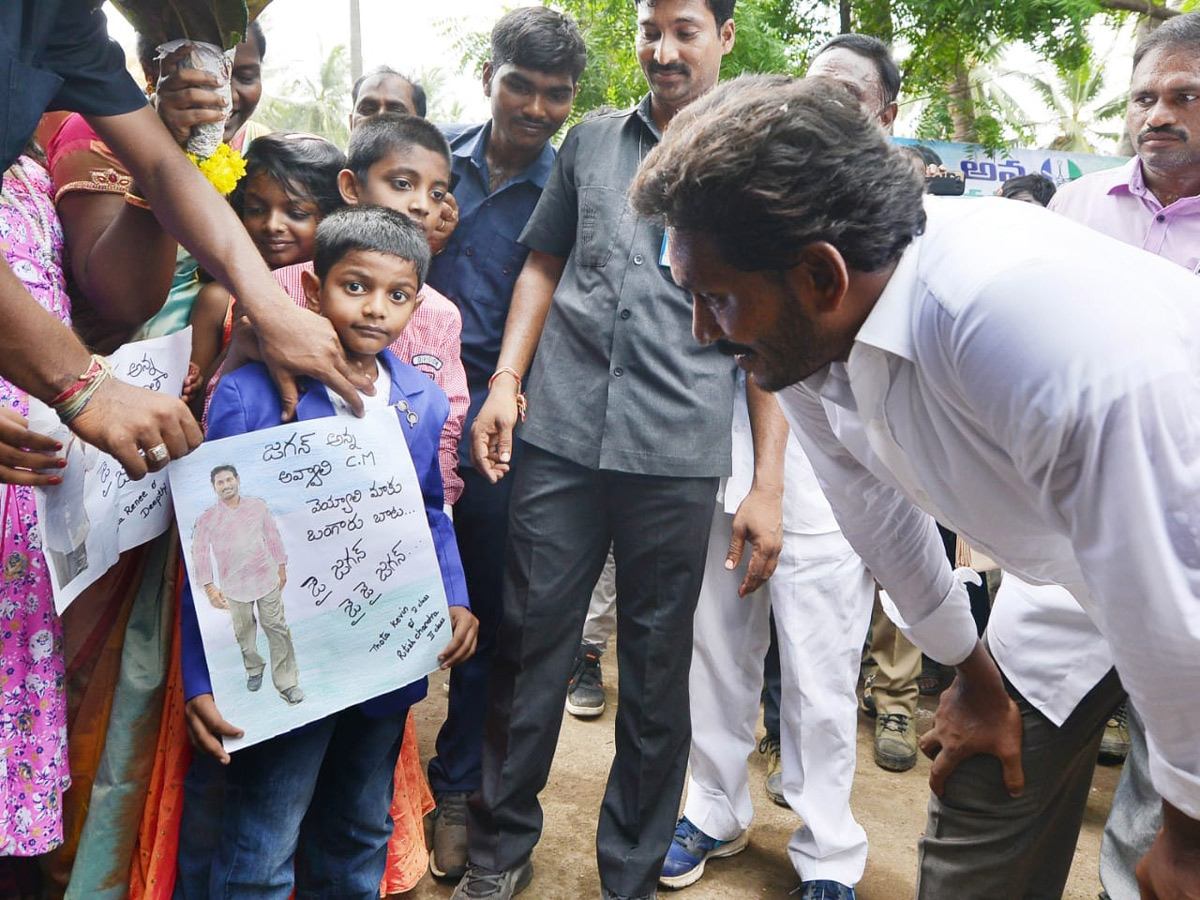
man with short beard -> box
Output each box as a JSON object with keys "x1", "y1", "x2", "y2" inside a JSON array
[{"x1": 632, "y1": 73, "x2": 1200, "y2": 900}]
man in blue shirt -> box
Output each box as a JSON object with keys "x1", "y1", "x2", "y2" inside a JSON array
[{"x1": 423, "y1": 7, "x2": 586, "y2": 882}]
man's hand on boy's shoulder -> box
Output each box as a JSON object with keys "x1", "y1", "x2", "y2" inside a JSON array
[
  {"x1": 184, "y1": 693, "x2": 244, "y2": 765},
  {"x1": 253, "y1": 300, "x2": 370, "y2": 421},
  {"x1": 439, "y1": 606, "x2": 479, "y2": 669}
]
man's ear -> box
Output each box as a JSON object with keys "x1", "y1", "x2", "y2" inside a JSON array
[
  {"x1": 719, "y1": 18, "x2": 736, "y2": 55},
  {"x1": 300, "y1": 269, "x2": 323, "y2": 313},
  {"x1": 482, "y1": 61, "x2": 495, "y2": 97},
  {"x1": 879, "y1": 102, "x2": 899, "y2": 133},
  {"x1": 337, "y1": 169, "x2": 361, "y2": 205},
  {"x1": 788, "y1": 242, "x2": 849, "y2": 314}
]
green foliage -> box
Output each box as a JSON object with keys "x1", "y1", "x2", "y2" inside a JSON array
[
  {"x1": 105, "y1": 0, "x2": 275, "y2": 49},
  {"x1": 256, "y1": 44, "x2": 351, "y2": 147},
  {"x1": 454, "y1": 0, "x2": 831, "y2": 127}
]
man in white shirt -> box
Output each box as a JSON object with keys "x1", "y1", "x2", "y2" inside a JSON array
[
  {"x1": 630, "y1": 74, "x2": 1200, "y2": 900},
  {"x1": 1046, "y1": 14, "x2": 1200, "y2": 898}
]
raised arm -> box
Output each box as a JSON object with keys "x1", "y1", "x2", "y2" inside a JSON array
[
  {"x1": 469, "y1": 249, "x2": 566, "y2": 482},
  {"x1": 84, "y1": 106, "x2": 367, "y2": 418}
]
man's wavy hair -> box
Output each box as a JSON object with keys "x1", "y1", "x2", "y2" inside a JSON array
[{"x1": 631, "y1": 74, "x2": 926, "y2": 273}]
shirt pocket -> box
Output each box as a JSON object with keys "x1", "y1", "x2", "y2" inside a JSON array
[
  {"x1": 577, "y1": 185, "x2": 629, "y2": 268},
  {"x1": 475, "y1": 232, "x2": 529, "y2": 310}
]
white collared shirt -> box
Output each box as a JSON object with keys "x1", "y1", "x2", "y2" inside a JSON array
[{"x1": 776, "y1": 196, "x2": 1200, "y2": 819}]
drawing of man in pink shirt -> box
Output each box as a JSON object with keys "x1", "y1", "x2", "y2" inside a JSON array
[{"x1": 192, "y1": 465, "x2": 303, "y2": 705}]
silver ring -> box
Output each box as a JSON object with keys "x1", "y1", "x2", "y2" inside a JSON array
[{"x1": 147, "y1": 443, "x2": 169, "y2": 464}]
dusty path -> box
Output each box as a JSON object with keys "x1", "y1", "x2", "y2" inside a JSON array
[{"x1": 405, "y1": 667, "x2": 1118, "y2": 900}]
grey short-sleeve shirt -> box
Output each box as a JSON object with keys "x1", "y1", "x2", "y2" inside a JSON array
[{"x1": 517, "y1": 95, "x2": 736, "y2": 478}]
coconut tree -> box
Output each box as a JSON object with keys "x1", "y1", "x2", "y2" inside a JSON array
[
  {"x1": 256, "y1": 44, "x2": 353, "y2": 147},
  {"x1": 1018, "y1": 53, "x2": 1126, "y2": 153}
]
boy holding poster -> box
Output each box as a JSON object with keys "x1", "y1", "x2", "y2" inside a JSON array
[{"x1": 177, "y1": 205, "x2": 477, "y2": 898}]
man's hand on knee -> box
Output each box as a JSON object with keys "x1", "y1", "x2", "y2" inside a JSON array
[{"x1": 919, "y1": 641, "x2": 1025, "y2": 799}]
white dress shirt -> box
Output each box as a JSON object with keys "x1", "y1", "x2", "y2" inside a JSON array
[{"x1": 776, "y1": 195, "x2": 1200, "y2": 819}]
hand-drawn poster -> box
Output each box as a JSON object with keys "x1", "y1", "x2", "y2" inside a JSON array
[
  {"x1": 168, "y1": 407, "x2": 451, "y2": 751},
  {"x1": 30, "y1": 328, "x2": 192, "y2": 613}
]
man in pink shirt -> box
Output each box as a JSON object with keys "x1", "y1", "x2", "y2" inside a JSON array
[
  {"x1": 1049, "y1": 13, "x2": 1200, "y2": 272},
  {"x1": 191, "y1": 463, "x2": 303, "y2": 705}
]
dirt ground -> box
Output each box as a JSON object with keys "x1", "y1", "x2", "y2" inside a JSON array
[{"x1": 404, "y1": 667, "x2": 1119, "y2": 900}]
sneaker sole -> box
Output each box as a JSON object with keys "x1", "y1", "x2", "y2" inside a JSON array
[
  {"x1": 565, "y1": 698, "x2": 605, "y2": 717},
  {"x1": 765, "y1": 785, "x2": 788, "y2": 808},
  {"x1": 874, "y1": 750, "x2": 917, "y2": 772},
  {"x1": 658, "y1": 831, "x2": 748, "y2": 890},
  {"x1": 429, "y1": 850, "x2": 467, "y2": 882}
]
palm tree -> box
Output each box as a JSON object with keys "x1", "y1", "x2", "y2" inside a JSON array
[
  {"x1": 257, "y1": 44, "x2": 352, "y2": 146},
  {"x1": 1018, "y1": 54, "x2": 1125, "y2": 154}
]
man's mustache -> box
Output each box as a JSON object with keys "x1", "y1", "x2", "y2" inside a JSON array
[
  {"x1": 715, "y1": 339, "x2": 753, "y2": 357},
  {"x1": 649, "y1": 62, "x2": 690, "y2": 77},
  {"x1": 1139, "y1": 125, "x2": 1188, "y2": 143}
]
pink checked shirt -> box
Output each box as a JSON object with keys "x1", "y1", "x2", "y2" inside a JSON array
[
  {"x1": 1049, "y1": 156, "x2": 1200, "y2": 272},
  {"x1": 192, "y1": 496, "x2": 287, "y2": 602},
  {"x1": 272, "y1": 262, "x2": 467, "y2": 504}
]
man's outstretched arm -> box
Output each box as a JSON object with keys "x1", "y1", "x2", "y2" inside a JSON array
[{"x1": 86, "y1": 105, "x2": 368, "y2": 419}]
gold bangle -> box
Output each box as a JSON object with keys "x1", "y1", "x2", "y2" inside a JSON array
[{"x1": 124, "y1": 190, "x2": 151, "y2": 210}]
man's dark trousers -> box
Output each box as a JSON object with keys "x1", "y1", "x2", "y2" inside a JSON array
[{"x1": 468, "y1": 441, "x2": 717, "y2": 898}]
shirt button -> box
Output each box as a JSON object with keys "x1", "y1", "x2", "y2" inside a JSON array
[
  {"x1": 613, "y1": 367, "x2": 625, "y2": 377},
  {"x1": 465, "y1": 247, "x2": 475, "y2": 257},
  {"x1": 633, "y1": 254, "x2": 645, "y2": 266},
  {"x1": 619, "y1": 309, "x2": 631, "y2": 320},
  {"x1": 1157, "y1": 214, "x2": 1166, "y2": 222}
]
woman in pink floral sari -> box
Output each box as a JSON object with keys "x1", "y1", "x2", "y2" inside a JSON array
[{"x1": 0, "y1": 152, "x2": 73, "y2": 858}]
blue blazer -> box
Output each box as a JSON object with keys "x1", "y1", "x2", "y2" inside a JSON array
[{"x1": 180, "y1": 350, "x2": 470, "y2": 717}]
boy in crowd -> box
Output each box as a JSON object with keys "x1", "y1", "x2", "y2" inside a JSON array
[
  {"x1": 268, "y1": 113, "x2": 470, "y2": 505},
  {"x1": 421, "y1": 7, "x2": 586, "y2": 881},
  {"x1": 177, "y1": 205, "x2": 478, "y2": 898}
]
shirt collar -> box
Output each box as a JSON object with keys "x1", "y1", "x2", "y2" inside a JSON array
[
  {"x1": 635, "y1": 94, "x2": 663, "y2": 142},
  {"x1": 454, "y1": 120, "x2": 556, "y2": 191},
  {"x1": 1110, "y1": 156, "x2": 1154, "y2": 203},
  {"x1": 851, "y1": 231, "x2": 923, "y2": 364}
]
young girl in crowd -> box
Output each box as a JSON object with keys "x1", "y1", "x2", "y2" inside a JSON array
[{"x1": 187, "y1": 133, "x2": 345, "y2": 398}]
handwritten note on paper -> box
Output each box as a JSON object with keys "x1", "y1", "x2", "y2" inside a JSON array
[
  {"x1": 168, "y1": 407, "x2": 451, "y2": 751},
  {"x1": 30, "y1": 328, "x2": 193, "y2": 613}
]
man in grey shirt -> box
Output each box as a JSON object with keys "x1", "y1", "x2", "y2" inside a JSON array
[{"x1": 454, "y1": 0, "x2": 786, "y2": 897}]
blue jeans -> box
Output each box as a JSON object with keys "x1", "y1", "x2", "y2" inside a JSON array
[{"x1": 174, "y1": 706, "x2": 406, "y2": 899}]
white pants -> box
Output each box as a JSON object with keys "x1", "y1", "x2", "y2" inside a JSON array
[
  {"x1": 684, "y1": 508, "x2": 875, "y2": 885},
  {"x1": 582, "y1": 547, "x2": 617, "y2": 652}
]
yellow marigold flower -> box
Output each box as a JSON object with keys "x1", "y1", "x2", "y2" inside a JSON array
[{"x1": 187, "y1": 143, "x2": 248, "y2": 196}]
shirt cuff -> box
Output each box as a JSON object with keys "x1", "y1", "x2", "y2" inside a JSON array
[
  {"x1": 1148, "y1": 735, "x2": 1200, "y2": 821},
  {"x1": 879, "y1": 573, "x2": 978, "y2": 666}
]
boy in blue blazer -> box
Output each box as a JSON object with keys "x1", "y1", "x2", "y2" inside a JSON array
[{"x1": 176, "y1": 205, "x2": 477, "y2": 899}]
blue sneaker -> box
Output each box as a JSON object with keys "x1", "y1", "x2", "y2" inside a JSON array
[
  {"x1": 792, "y1": 880, "x2": 855, "y2": 900},
  {"x1": 658, "y1": 816, "x2": 748, "y2": 889}
]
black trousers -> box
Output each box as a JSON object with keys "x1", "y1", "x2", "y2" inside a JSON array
[{"x1": 468, "y1": 442, "x2": 718, "y2": 897}]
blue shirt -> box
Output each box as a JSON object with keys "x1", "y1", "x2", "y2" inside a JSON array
[{"x1": 427, "y1": 122, "x2": 556, "y2": 467}]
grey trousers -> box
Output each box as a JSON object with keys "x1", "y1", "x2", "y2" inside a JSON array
[
  {"x1": 468, "y1": 442, "x2": 717, "y2": 898},
  {"x1": 916, "y1": 663, "x2": 1125, "y2": 900},
  {"x1": 229, "y1": 585, "x2": 299, "y2": 692},
  {"x1": 1099, "y1": 704, "x2": 1159, "y2": 900}
]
